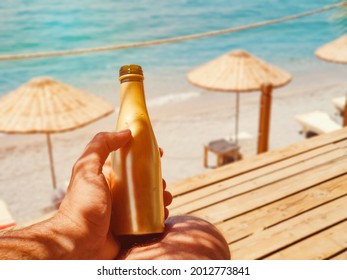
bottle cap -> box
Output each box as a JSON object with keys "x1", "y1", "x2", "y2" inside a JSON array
[{"x1": 119, "y1": 65, "x2": 143, "y2": 77}]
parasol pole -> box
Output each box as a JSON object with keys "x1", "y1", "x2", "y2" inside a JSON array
[
  {"x1": 46, "y1": 133, "x2": 57, "y2": 189},
  {"x1": 343, "y1": 94, "x2": 347, "y2": 127},
  {"x1": 257, "y1": 83, "x2": 273, "y2": 154},
  {"x1": 235, "y1": 91, "x2": 240, "y2": 146}
]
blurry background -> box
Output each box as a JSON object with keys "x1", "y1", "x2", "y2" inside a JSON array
[{"x1": 0, "y1": 0, "x2": 346, "y2": 222}]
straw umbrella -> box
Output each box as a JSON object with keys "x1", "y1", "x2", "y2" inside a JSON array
[
  {"x1": 187, "y1": 49, "x2": 291, "y2": 154},
  {"x1": 315, "y1": 35, "x2": 347, "y2": 126},
  {"x1": 0, "y1": 77, "x2": 114, "y2": 189},
  {"x1": 315, "y1": 35, "x2": 347, "y2": 64}
]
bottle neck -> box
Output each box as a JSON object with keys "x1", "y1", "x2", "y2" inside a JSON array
[
  {"x1": 119, "y1": 75, "x2": 146, "y2": 108},
  {"x1": 119, "y1": 74, "x2": 144, "y2": 84}
]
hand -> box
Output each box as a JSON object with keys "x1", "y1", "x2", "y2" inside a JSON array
[
  {"x1": 158, "y1": 148, "x2": 174, "y2": 219},
  {"x1": 56, "y1": 130, "x2": 132, "y2": 259},
  {"x1": 56, "y1": 130, "x2": 172, "y2": 259}
]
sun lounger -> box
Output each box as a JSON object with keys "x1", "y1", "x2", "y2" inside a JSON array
[
  {"x1": 294, "y1": 111, "x2": 341, "y2": 137},
  {"x1": 332, "y1": 96, "x2": 346, "y2": 115},
  {"x1": 0, "y1": 199, "x2": 16, "y2": 230}
]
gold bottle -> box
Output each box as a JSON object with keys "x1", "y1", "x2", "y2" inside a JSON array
[{"x1": 110, "y1": 64, "x2": 164, "y2": 235}]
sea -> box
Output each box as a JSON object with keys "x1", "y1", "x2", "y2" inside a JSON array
[{"x1": 0, "y1": 0, "x2": 346, "y2": 103}]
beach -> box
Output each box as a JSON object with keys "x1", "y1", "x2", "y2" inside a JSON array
[{"x1": 0, "y1": 61, "x2": 346, "y2": 224}]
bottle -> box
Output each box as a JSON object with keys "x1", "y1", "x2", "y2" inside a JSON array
[{"x1": 110, "y1": 64, "x2": 164, "y2": 235}]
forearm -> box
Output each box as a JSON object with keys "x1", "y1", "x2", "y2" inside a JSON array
[
  {"x1": 0, "y1": 214, "x2": 89, "y2": 260},
  {"x1": 0, "y1": 214, "x2": 76, "y2": 259}
]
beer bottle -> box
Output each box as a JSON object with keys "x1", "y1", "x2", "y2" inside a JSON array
[{"x1": 110, "y1": 64, "x2": 164, "y2": 235}]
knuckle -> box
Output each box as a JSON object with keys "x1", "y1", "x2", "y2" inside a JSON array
[
  {"x1": 72, "y1": 160, "x2": 83, "y2": 174},
  {"x1": 93, "y1": 132, "x2": 107, "y2": 142},
  {"x1": 92, "y1": 132, "x2": 110, "y2": 151}
]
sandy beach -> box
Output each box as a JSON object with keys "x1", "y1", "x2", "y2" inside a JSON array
[{"x1": 0, "y1": 62, "x2": 346, "y2": 224}]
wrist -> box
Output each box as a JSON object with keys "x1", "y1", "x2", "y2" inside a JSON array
[{"x1": 47, "y1": 212, "x2": 101, "y2": 259}]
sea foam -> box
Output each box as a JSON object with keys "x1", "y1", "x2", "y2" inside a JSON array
[{"x1": 147, "y1": 91, "x2": 201, "y2": 107}]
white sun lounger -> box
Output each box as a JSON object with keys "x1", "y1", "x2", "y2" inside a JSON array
[
  {"x1": 332, "y1": 96, "x2": 346, "y2": 115},
  {"x1": 0, "y1": 199, "x2": 16, "y2": 230},
  {"x1": 294, "y1": 111, "x2": 341, "y2": 137}
]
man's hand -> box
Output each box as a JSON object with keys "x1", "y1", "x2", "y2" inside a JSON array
[{"x1": 56, "y1": 130, "x2": 132, "y2": 259}]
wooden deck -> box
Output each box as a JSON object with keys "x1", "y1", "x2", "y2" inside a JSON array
[{"x1": 168, "y1": 128, "x2": 347, "y2": 260}]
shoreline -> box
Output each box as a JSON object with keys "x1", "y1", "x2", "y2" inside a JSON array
[{"x1": 1, "y1": 62, "x2": 347, "y2": 223}]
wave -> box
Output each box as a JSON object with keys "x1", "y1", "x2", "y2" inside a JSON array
[{"x1": 147, "y1": 91, "x2": 201, "y2": 107}]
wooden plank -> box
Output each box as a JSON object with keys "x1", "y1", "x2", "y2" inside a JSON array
[
  {"x1": 182, "y1": 157, "x2": 347, "y2": 223},
  {"x1": 229, "y1": 196, "x2": 347, "y2": 260},
  {"x1": 264, "y1": 220, "x2": 347, "y2": 260},
  {"x1": 169, "y1": 128, "x2": 347, "y2": 196},
  {"x1": 335, "y1": 138, "x2": 347, "y2": 149},
  {"x1": 330, "y1": 250, "x2": 347, "y2": 260},
  {"x1": 169, "y1": 147, "x2": 344, "y2": 214},
  {"x1": 170, "y1": 143, "x2": 339, "y2": 209},
  {"x1": 217, "y1": 174, "x2": 347, "y2": 243},
  {"x1": 170, "y1": 148, "x2": 345, "y2": 215}
]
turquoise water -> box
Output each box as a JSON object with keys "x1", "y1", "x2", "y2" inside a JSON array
[{"x1": 0, "y1": 0, "x2": 346, "y2": 99}]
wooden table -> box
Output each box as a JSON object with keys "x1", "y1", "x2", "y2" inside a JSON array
[{"x1": 168, "y1": 128, "x2": 347, "y2": 260}]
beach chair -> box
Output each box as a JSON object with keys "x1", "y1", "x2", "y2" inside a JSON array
[
  {"x1": 294, "y1": 110, "x2": 341, "y2": 138},
  {"x1": 332, "y1": 96, "x2": 346, "y2": 116},
  {"x1": 0, "y1": 199, "x2": 16, "y2": 230}
]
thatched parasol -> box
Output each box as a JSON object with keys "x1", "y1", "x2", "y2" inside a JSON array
[
  {"x1": 315, "y1": 35, "x2": 347, "y2": 64},
  {"x1": 315, "y1": 35, "x2": 347, "y2": 126},
  {"x1": 0, "y1": 77, "x2": 114, "y2": 189},
  {"x1": 187, "y1": 49, "x2": 291, "y2": 153}
]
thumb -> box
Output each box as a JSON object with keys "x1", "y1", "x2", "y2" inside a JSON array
[{"x1": 77, "y1": 130, "x2": 132, "y2": 170}]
